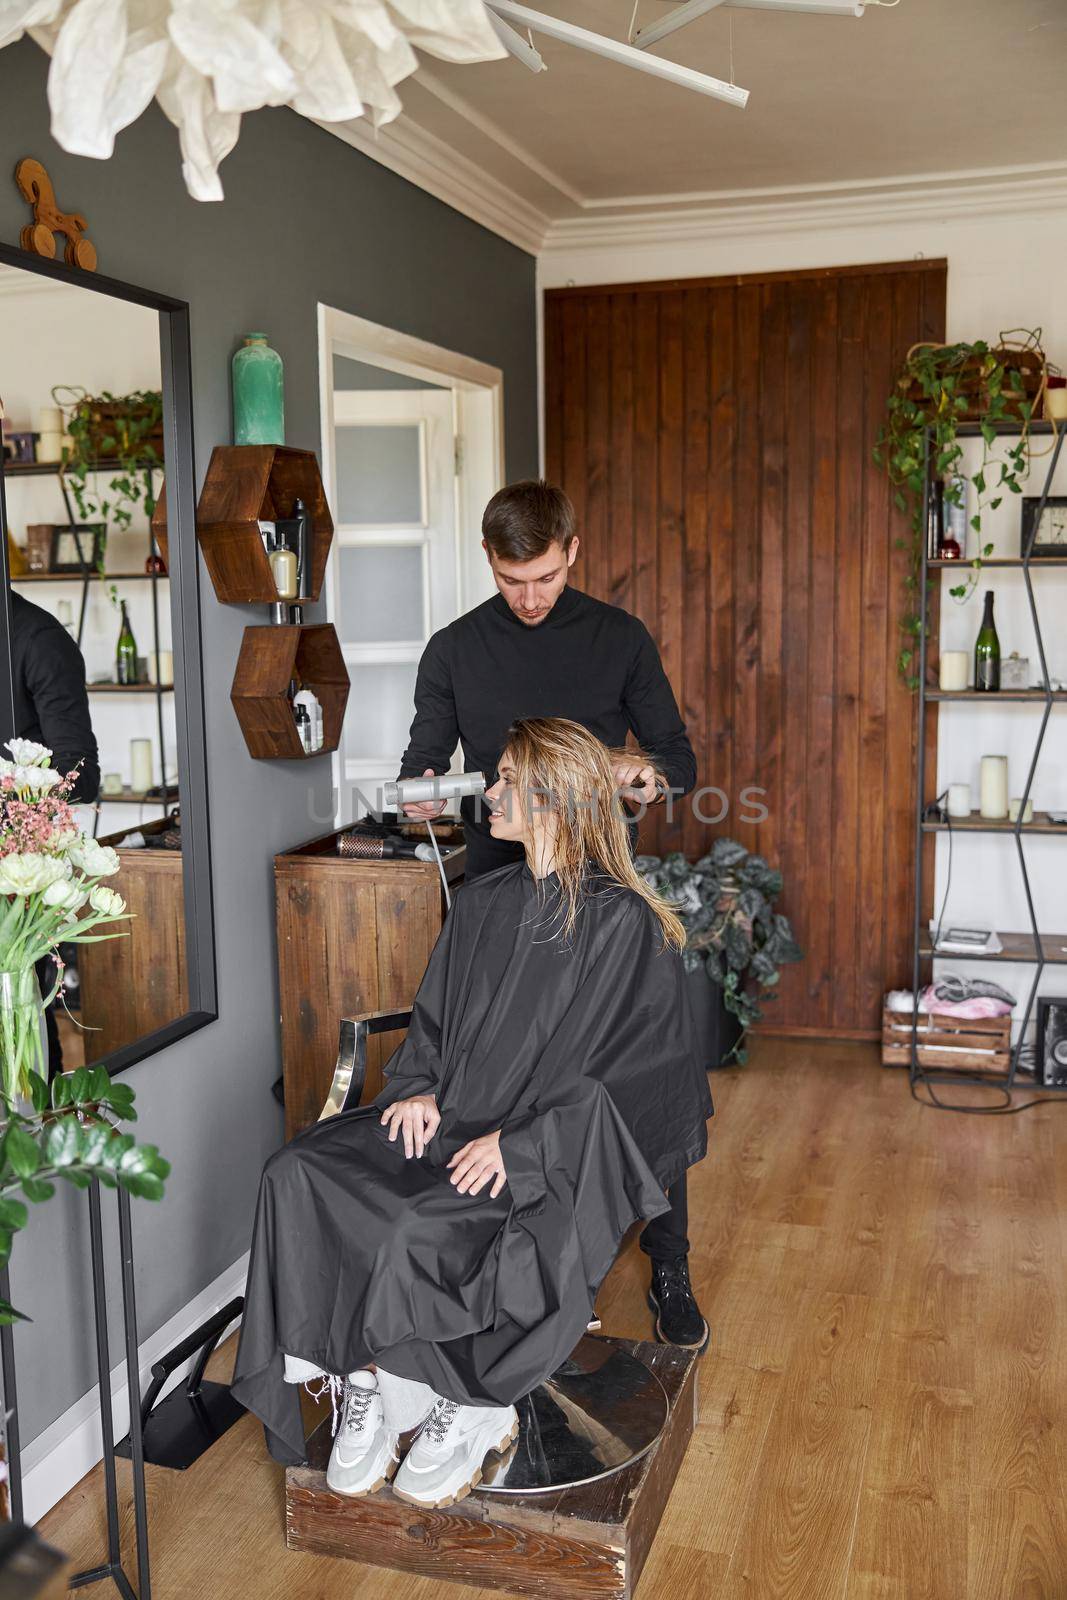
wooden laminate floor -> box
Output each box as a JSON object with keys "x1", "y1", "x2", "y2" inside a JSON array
[{"x1": 38, "y1": 1038, "x2": 1067, "y2": 1598}]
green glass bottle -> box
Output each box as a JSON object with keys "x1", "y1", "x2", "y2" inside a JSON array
[
  {"x1": 116, "y1": 600, "x2": 138, "y2": 685},
  {"x1": 974, "y1": 590, "x2": 1000, "y2": 692},
  {"x1": 232, "y1": 332, "x2": 284, "y2": 446}
]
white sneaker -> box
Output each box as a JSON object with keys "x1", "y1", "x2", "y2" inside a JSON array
[
  {"x1": 392, "y1": 1395, "x2": 519, "y2": 1509},
  {"x1": 326, "y1": 1371, "x2": 400, "y2": 1496}
]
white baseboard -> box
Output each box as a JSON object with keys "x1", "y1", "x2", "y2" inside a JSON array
[{"x1": 21, "y1": 1252, "x2": 249, "y2": 1526}]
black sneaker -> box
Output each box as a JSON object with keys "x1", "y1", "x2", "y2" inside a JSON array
[{"x1": 648, "y1": 1256, "x2": 710, "y2": 1353}]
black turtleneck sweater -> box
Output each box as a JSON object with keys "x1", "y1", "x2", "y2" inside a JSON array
[{"x1": 398, "y1": 585, "x2": 696, "y2": 838}]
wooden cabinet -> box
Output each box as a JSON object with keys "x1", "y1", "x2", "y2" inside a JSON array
[
  {"x1": 274, "y1": 828, "x2": 465, "y2": 1139},
  {"x1": 78, "y1": 840, "x2": 188, "y2": 1062}
]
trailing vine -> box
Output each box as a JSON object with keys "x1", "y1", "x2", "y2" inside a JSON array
[
  {"x1": 52, "y1": 386, "x2": 163, "y2": 576},
  {"x1": 872, "y1": 337, "x2": 1041, "y2": 689}
]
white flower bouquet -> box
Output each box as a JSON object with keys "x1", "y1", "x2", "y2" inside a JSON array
[{"x1": 0, "y1": 740, "x2": 131, "y2": 1100}]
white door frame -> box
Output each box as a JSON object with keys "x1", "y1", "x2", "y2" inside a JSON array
[{"x1": 317, "y1": 305, "x2": 506, "y2": 819}]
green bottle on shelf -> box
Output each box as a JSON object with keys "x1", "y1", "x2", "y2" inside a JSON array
[
  {"x1": 974, "y1": 590, "x2": 1000, "y2": 692},
  {"x1": 232, "y1": 332, "x2": 284, "y2": 446},
  {"x1": 116, "y1": 600, "x2": 138, "y2": 685}
]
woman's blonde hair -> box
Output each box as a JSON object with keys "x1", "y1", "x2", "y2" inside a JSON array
[{"x1": 500, "y1": 716, "x2": 685, "y2": 952}]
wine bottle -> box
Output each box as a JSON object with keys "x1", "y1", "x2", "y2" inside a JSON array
[
  {"x1": 116, "y1": 600, "x2": 138, "y2": 685},
  {"x1": 942, "y1": 475, "x2": 966, "y2": 560},
  {"x1": 926, "y1": 478, "x2": 944, "y2": 560},
  {"x1": 974, "y1": 591, "x2": 1000, "y2": 692}
]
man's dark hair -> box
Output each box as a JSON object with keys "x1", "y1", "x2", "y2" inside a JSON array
[{"x1": 482, "y1": 480, "x2": 575, "y2": 562}]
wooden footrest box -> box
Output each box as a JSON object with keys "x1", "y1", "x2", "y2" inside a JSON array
[
  {"x1": 285, "y1": 1337, "x2": 699, "y2": 1600},
  {"x1": 882, "y1": 1006, "x2": 1012, "y2": 1074}
]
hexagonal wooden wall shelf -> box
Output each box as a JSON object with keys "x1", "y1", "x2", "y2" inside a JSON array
[
  {"x1": 230, "y1": 623, "x2": 349, "y2": 760},
  {"x1": 152, "y1": 445, "x2": 334, "y2": 605}
]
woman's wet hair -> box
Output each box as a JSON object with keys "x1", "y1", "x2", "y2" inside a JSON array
[{"x1": 500, "y1": 716, "x2": 685, "y2": 951}]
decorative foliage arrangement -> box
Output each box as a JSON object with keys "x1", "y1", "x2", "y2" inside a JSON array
[
  {"x1": 0, "y1": 742, "x2": 168, "y2": 1325},
  {"x1": 872, "y1": 335, "x2": 1044, "y2": 688},
  {"x1": 637, "y1": 837, "x2": 802, "y2": 1060},
  {"x1": 53, "y1": 387, "x2": 163, "y2": 565}
]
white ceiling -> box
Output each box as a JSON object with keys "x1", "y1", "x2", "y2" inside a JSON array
[{"x1": 325, "y1": 0, "x2": 1067, "y2": 252}]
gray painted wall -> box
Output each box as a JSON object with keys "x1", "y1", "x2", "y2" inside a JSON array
[
  {"x1": 332, "y1": 355, "x2": 441, "y2": 391},
  {"x1": 0, "y1": 38, "x2": 537, "y2": 1453}
]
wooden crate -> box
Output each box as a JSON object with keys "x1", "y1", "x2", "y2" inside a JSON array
[
  {"x1": 285, "y1": 1337, "x2": 698, "y2": 1600},
  {"x1": 881, "y1": 1006, "x2": 1011, "y2": 1075}
]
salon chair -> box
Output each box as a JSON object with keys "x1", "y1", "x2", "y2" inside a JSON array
[{"x1": 317, "y1": 1011, "x2": 670, "y2": 1493}]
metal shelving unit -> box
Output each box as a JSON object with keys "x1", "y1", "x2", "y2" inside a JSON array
[
  {"x1": 7, "y1": 456, "x2": 175, "y2": 820},
  {"x1": 910, "y1": 418, "x2": 1066, "y2": 1097}
]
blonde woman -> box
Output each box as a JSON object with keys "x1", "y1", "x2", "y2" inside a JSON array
[{"x1": 232, "y1": 717, "x2": 712, "y2": 1509}]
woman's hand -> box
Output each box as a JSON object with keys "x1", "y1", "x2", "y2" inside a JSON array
[
  {"x1": 447, "y1": 1131, "x2": 507, "y2": 1198},
  {"x1": 380, "y1": 1093, "x2": 440, "y2": 1158}
]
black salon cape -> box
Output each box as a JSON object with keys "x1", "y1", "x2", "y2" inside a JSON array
[{"x1": 230, "y1": 861, "x2": 713, "y2": 1466}]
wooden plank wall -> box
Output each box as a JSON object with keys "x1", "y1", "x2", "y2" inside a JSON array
[{"x1": 544, "y1": 260, "x2": 946, "y2": 1039}]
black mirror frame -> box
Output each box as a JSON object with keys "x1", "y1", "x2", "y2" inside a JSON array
[{"x1": 0, "y1": 241, "x2": 217, "y2": 1075}]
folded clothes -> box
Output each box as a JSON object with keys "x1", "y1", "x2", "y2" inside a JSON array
[{"x1": 920, "y1": 986, "x2": 1013, "y2": 1019}]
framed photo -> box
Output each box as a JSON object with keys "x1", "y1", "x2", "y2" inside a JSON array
[
  {"x1": 1036, "y1": 997, "x2": 1067, "y2": 1087},
  {"x1": 1020, "y1": 495, "x2": 1067, "y2": 558},
  {"x1": 49, "y1": 523, "x2": 105, "y2": 573}
]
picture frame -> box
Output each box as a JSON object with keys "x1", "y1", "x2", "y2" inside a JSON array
[
  {"x1": 49, "y1": 522, "x2": 105, "y2": 573},
  {"x1": 1036, "y1": 996, "x2": 1067, "y2": 1087},
  {"x1": 1020, "y1": 495, "x2": 1067, "y2": 558}
]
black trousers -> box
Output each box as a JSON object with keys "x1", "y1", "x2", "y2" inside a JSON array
[{"x1": 461, "y1": 824, "x2": 691, "y2": 1263}]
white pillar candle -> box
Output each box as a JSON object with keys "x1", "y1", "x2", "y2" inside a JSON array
[
  {"x1": 939, "y1": 651, "x2": 969, "y2": 691},
  {"x1": 130, "y1": 738, "x2": 153, "y2": 793},
  {"x1": 979, "y1": 755, "x2": 1009, "y2": 819},
  {"x1": 947, "y1": 783, "x2": 971, "y2": 817},
  {"x1": 1008, "y1": 796, "x2": 1034, "y2": 824}
]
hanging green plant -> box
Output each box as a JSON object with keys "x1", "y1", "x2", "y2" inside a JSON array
[
  {"x1": 872, "y1": 333, "x2": 1044, "y2": 689},
  {"x1": 51, "y1": 386, "x2": 164, "y2": 575}
]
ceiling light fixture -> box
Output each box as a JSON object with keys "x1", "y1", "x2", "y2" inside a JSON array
[
  {"x1": 632, "y1": 0, "x2": 864, "y2": 50},
  {"x1": 485, "y1": 1, "x2": 749, "y2": 108}
]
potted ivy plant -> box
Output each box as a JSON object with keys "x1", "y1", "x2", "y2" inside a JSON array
[
  {"x1": 637, "y1": 838, "x2": 802, "y2": 1066},
  {"x1": 52, "y1": 386, "x2": 164, "y2": 573},
  {"x1": 872, "y1": 332, "x2": 1045, "y2": 688}
]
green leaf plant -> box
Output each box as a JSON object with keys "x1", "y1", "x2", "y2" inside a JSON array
[
  {"x1": 636, "y1": 837, "x2": 803, "y2": 1063},
  {"x1": 0, "y1": 1065, "x2": 169, "y2": 1323},
  {"x1": 872, "y1": 335, "x2": 1043, "y2": 689},
  {"x1": 51, "y1": 387, "x2": 164, "y2": 581}
]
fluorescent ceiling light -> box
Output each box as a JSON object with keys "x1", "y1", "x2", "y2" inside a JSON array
[
  {"x1": 486, "y1": 10, "x2": 547, "y2": 71},
  {"x1": 632, "y1": 0, "x2": 728, "y2": 51},
  {"x1": 485, "y1": 1, "x2": 749, "y2": 107},
  {"x1": 632, "y1": 0, "x2": 864, "y2": 43}
]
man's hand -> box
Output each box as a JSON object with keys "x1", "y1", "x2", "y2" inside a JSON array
[
  {"x1": 402, "y1": 767, "x2": 448, "y2": 820},
  {"x1": 447, "y1": 1130, "x2": 507, "y2": 1198},
  {"x1": 613, "y1": 758, "x2": 662, "y2": 806},
  {"x1": 380, "y1": 1093, "x2": 440, "y2": 1158}
]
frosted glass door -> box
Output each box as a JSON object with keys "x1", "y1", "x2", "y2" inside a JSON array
[{"x1": 325, "y1": 387, "x2": 457, "y2": 817}]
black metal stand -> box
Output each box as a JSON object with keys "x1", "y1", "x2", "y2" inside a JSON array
[
  {"x1": 0, "y1": 1180, "x2": 150, "y2": 1598},
  {"x1": 115, "y1": 1299, "x2": 245, "y2": 1472},
  {"x1": 910, "y1": 419, "x2": 1067, "y2": 1099}
]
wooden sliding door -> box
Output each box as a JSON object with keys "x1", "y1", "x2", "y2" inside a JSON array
[{"x1": 544, "y1": 259, "x2": 946, "y2": 1038}]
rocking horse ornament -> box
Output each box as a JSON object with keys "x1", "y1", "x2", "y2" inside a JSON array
[{"x1": 14, "y1": 156, "x2": 97, "y2": 270}]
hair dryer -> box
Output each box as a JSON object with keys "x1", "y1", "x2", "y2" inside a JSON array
[{"x1": 382, "y1": 772, "x2": 486, "y2": 809}]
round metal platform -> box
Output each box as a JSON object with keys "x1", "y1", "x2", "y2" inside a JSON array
[{"x1": 479, "y1": 1336, "x2": 669, "y2": 1494}]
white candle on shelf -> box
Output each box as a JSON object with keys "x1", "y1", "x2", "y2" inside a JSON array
[
  {"x1": 1008, "y1": 796, "x2": 1034, "y2": 824},
  {"x1": 947, "y1": 783, "x2": 971, "y2": 817},
  {"x1": 939, "y1": 651, "x2": 969, "y2": 692},
  {"x1": 979, "y1": 755, "x2": 1009, "y2": 820},
  {"x1": 130, "y1": 738, "x2": 153, "y2": 794}
]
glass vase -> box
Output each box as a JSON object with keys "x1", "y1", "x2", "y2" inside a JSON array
[
  {"x1": 232, "y1": 332, "x2": 284, "y2": 446},
  {"x1": 0, "y1": 966, "x2": 45, "y2": 1102}
]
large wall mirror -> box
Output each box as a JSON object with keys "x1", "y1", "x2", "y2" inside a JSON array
[{"x1": 0, "y1": 243, "x2": 215, "y2": 1075}]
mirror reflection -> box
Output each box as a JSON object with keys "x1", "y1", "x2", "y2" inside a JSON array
[{"x1": 0, "y1": 263, "x2": 186, "y2": 1073}]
